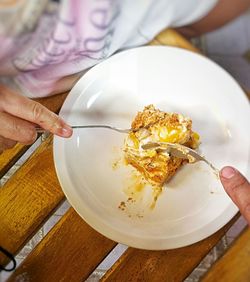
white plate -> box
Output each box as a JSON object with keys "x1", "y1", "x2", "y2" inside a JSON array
[{"x1": 54, "y1": 46, "x2": 250, "y2": 250}]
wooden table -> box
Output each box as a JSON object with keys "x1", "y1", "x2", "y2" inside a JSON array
[{"x1": 0, "y1": 29, "x2": 249, "y2": 282}]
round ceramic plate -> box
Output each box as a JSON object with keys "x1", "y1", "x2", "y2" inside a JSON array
[{"x1": 53, "y1": 46, "x2": 250, "y2": 250}]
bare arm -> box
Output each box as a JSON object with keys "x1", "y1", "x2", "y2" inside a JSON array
[{"x1": 177, "y1": 0, "x2": 250, "y2": 38}]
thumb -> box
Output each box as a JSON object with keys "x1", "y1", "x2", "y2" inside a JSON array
[{"x1": 220, "y1": 166, "x2": 250, "y2": 226}]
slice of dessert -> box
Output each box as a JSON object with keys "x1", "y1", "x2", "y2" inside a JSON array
[{"x1": 124, "y1": 105, "x2": 200, "y2": 186}]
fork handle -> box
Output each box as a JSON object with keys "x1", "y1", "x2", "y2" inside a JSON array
[{"x1": 35, "y1": 125, "x2": 130, "y2": 134}]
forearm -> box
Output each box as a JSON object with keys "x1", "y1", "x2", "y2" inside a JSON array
[{"x1": 177, "y1": 0, "x2": 250, "y2": 38}]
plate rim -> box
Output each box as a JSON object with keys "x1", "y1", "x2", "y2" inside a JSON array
[{"x1": 53, "y1": 45, "x2": 249, "y2": 250}]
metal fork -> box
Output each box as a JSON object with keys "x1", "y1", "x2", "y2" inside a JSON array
[
  {"x1": 35, "y1": 122, "x2": 162, "y2": 134},
  {"x1": 142, "y1": 142, "x2": 219, "y2": 174},
  {"x1": 35, "y1": 125, "x2": 132, "y2": 134}
]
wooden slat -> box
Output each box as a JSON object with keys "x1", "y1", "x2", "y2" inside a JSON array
[
  {"x1": 149, "y1": 28, "x2": 200, "y2": 53},
  {"x1": 202, "y1": 227, "x2": 250, "y2": 282},
  {"x1": 101, "y1": 215, "x2": 240, "y2": 282},
  {"x1": 8, "y1": 208, "x2": 117, "y2": 282},
  {"x1": 0, "y1": 93, "x2": 68, "y2": 178},
  {"x1": 0, "y1": 135, "x2": 65, "y2": 266}
]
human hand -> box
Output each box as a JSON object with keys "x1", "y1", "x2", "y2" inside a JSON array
[
  {"x1": 0, "y1": 85, "x2": 72, "y2": 154},
  {"x1": 220, "y1": 166, "x2": 250, "y2": 226}
]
